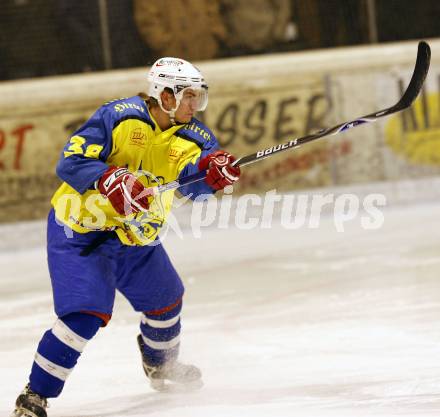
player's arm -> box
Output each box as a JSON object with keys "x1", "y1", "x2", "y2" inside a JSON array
[
  {"x1": 178, "y1": 137, "x2": 241, "y2": 199},
  {"x1": 56, "y1": 107, "x2": 113, "y2": 194},
  {"x1": 57, "y1": 107, "x2": 150, "y2": 215}
]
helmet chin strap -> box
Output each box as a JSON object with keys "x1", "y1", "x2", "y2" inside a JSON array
[
  {"x1": 169, "y1": 109, "x2": 177, "y2": 126},
  {"x1": 158, "y1": 96, "x2": 182, "y2": 126}
]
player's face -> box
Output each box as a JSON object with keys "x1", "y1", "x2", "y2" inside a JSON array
[{"x1": 175, "y1": 89, "x2": 202, "y2": 123}]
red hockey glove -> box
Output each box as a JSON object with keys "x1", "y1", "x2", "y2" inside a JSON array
[
  {"x1": 97, "y1": 167, "x2": 150, "y2": 215},
  {"x1": 198, "y1": 150, "x2": 241, "y2": 190}
]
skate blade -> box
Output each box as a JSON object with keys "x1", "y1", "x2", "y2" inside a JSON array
[
  {"x1": 10, "y1": 408, "x2": 39, "y2": 417},
  {"x1": 150, "y1": 378, "x2": 204, "y2": 393},
  {"x1": 11, "y1": 408, "x2": 23, "y2": 417}
]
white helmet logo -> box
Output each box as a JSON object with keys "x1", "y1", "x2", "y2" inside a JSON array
[{"x1": 156, "y1": 58, "x2": 184, "y2": 67}]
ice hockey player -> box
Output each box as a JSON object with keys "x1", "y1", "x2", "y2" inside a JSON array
[{"x1": 11, "y1": 57, "x2": 241, "y2": 417}]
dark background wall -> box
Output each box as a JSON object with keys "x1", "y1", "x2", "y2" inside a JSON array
[{"x1": 0, "y1": 0, "x2": 439, "y2": 82}]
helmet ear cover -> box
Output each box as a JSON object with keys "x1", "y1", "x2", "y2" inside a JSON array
[{"x1": 156, "y1": 87, "x2": 176, "y2": 111}]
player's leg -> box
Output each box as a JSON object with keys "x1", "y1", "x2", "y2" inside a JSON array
[
  {"x1": 12, "y1": 210, "x2": 117, "y2": 416},
  {"x1": 12, "y1": 313, "x2": 104, "y2": 417},
  {"x1": 137, "y1": 299, "x2": 201, "y2": 391},
  {"x1": 139, "y1": 299, "x2": 182, "y2": 367},
  {"x1": 117, "y1": 242, "x2": 201, "y2": 391}
]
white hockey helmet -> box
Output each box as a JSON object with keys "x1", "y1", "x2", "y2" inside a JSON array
[{"x1": 147, "y1": 57, "x2": 208, "y2": 117}]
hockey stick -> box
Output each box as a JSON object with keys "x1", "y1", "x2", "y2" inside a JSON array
[{"x1": 147, "y1": 41, "x2": 431, "y2": 196}]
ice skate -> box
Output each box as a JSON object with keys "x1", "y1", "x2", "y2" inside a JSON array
[
  {"x1": 137, "y1": 334, "x2": 203, "y2": 392},
  {"x1": 11, "y1": 384, "x2": 48, "y2": 417}
]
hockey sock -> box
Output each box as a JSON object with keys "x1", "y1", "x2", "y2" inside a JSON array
[
  {"x1": 29, "y1": 312, "x2": 103, "y2": 398},
  {"x1": 140, "y1": 300, "x2": 182, "y2": 366}
]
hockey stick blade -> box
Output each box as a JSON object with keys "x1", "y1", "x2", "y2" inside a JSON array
[
  {"x1": 390, "y1": 41, "x2": 431, "y2": 111},
  {"x1": 147, "y1": 41, "x2": 430, "y2": 196}
]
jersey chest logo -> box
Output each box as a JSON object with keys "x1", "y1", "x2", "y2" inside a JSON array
[
  {"x1": 168, "y1": 146, "x2": 186, "y2": 162},
  {"x1": 129, "y1": 128, "x2": 147, "y2": 148}
]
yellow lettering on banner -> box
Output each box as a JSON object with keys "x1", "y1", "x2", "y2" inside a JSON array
[
  {"x1": 64, "y1": 136, "x2": 86, "y2": 158},
  {"x1": 385, "y1": 92, "x2": 440, "y2": 165},
  {"x1": 84, "y1": 144, "x2": 104, "y2": 158}
]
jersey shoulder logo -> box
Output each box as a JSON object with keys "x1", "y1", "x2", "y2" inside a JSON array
[
  {"x1": 113, "y1": 101, "x2": 145, "y2": 114},
  {"x1": 184, "y1": 121, "x2": 212, "y2": 142}
]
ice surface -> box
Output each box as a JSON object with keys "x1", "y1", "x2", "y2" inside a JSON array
[{"x1": 1, "y1": 201, "x2": 440, "y2": 417}]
